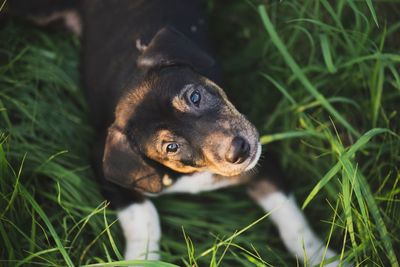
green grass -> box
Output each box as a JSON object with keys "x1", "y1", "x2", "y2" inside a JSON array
[{"x1": 1, "y1": 0, "x2": 400, "y2": 266}]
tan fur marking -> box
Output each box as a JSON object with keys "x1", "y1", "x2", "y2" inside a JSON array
[
  {"x1": 145, "y1": 129, "x2": 206, "y2": 173},
  {"x1": 161, "y1": 163, "x2": 200, "y2": 173},
  {"x1": 247, "y1": 179, "x2": 278, "y2": 201},
  {"x1": 115, "y1": 82, "x2": 154, "y2": 128},
  {"x1": 171, "y1": 95, "x2": 190, "y2": 112}
]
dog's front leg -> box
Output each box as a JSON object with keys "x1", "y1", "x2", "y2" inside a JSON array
[
  {"x1": 248, "y1": 179, "x2": 339, "y2": 267},
  {"x1": 117, "y1": 199, "x2": 161, "y2": 260}
]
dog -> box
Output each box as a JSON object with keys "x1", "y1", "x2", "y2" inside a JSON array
[{"x1": 9, "y1": 0, "x2": 341, "y2": 265}]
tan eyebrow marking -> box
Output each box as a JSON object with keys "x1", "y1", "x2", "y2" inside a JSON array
[
  {"x1": 172, "y1": 95, "x2": 190, "y2": 112},
  {"x1": 171, "y1": 84, "x2": 194, "y2": 112}
]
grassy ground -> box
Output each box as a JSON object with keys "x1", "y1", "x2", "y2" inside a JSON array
[{"x1": 1, "y1": 0, "x2": 399, "y2": 266}]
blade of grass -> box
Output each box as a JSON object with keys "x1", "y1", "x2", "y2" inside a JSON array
[
  {"x1": 0, "y1": 220, "x2": 14, "y2": 261},
  {"x1": 81, "y1": 260, "x2": 179, "y2": 267},
  {"x1": 2, "y1": 151, "x2": 26, "y2": 216},
  {"x1": 303, "y1": 128, "x2": 392, "y2": 209},
  {"x1": 302, "y1": 162, "x2": 342, "y2": 209},
  {"x1": 19, "y1": 185, "x2": 74, "y2": 267},
  {"x1": 258, "y1": 5, "x2": 359, "y2": 136},
  {"x1": 365, "y1": 0, "x2": 379, "y2": 28},
  {"x1": 103, "y1": 207, "x2": 123, "y2": 260},
  {"x1": 16, "y1": 248, "x2": 60, "y2": 267},
  {"x1": 319, "y1": 34, "x2": 337, "y2": 73},
  {"x1": 182, "y1": 226, "x2": 198, "y2": 267},
  {"x1": 261, "y1": 74, "x2": 297, "y2": 105},
  {"x1": 199, "y1": 209, "x2": 273, "y2": 258},
  {"x1": 357, "y1": 172, "x2": 399, "y2": 267},
  {"x1": 260, "y1": 130, "x2": 324, "y2": 145},
  {"x1": 370, "y1": 27, "x2": 386, "y2": 127},
  {"x1": 341, "y1": 169, "x2": 358, "y2": 263},
  {"x1": 319, "y1": 0, "x2": 355, "y2": 53}
]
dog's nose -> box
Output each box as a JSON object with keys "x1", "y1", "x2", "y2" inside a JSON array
[{"x1": 225, "y1": 136, "x2": 250, "y2": 164}]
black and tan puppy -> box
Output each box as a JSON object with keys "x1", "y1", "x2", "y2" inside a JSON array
[{"x1": 10, "y1": 0, "x2": 340, "y2": 265}]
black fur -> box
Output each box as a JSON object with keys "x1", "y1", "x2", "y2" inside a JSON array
[
  {"x1": 82, "y1": 0, "x2": 226, "y2": 207},
  {"x1": 8, "y1": 0, "x2": 286, "y2": 208},
  {"x1": 83, "y1": 0, "x2": 284, "y2": 208}
]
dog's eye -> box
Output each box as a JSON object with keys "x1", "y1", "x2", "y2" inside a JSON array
[
  {"x1": 166, "y1": 143, "x2": 179, "y2": 153},
  {"x1": 190, "y1": 90, "x2": 201, "y2": 106}
]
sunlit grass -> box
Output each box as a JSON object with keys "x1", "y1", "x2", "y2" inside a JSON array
[{"x1": 1, "y1": 0, "x2": 399, "y2": 266}]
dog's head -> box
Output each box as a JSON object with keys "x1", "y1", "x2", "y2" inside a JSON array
[{"x1": 103, "y1": 27, "x2": 261, "y2": 193}]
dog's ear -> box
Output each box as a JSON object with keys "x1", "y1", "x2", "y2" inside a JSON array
[
  {"x1": 137, "y1": 26, "x2": 215, "y2": 71},
  {"x1": 102, "y1": 126, "x2": 163, "y2": 193}
]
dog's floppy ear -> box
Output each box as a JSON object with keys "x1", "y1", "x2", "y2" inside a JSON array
[
  {"x1": 137, "y1": 26, "x2": 215, "y2": 70},
  {"x1": 102, "y1": 126, "x2": 163, "y2": 193}
]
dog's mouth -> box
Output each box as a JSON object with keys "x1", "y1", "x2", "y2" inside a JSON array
[{"x1": 245, "y1": 142, "x2": 262, "y2": 171}]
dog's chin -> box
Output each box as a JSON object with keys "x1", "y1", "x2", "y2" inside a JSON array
[
  {"x1": 245, "y1": 142, "x2": 262, "y2": 171},
  {"x1": 213, "y1": 142, "x2": 262, "y2": 177}
]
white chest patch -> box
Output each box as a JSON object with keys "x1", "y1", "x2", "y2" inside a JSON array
[{"x1": 162, "y1": 171, "x2": 234, "y2": 194}]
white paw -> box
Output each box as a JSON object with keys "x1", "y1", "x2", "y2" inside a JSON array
[{"x1": 118, "y1": 200, "x2": 161, "y2": 261}]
